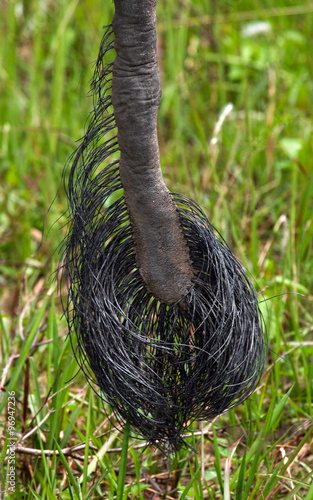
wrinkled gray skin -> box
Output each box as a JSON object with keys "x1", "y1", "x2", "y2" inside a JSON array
[{"x1": 112, "y1": 0, "x2": 194, "y2": 304}]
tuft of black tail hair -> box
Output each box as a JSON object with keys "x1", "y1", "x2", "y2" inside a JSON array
[{"x1": 61, "y1": 26, "x2": 267, "y2": 454}]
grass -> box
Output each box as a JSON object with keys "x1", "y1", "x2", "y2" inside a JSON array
[{"x1": 0, "y1": 0, "x2": 313, "y2": 498}]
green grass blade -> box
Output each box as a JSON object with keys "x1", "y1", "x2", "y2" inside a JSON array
[
  {"x1": 213, "y1": 427, "x2": 224, "y2": 494},
  {"x1": 55, "y1": 440, "x2": 82, "y2": 500},
  {"x1": 180, "y1": 465, "x2": 201, "y2": 500},
  {"x1": 235, "y1": 450, "x2": 246, "y2": 500},
  {"x1": 0, "y1": 293, "x2": 50, "y2": 414},
  {"x1": 116, "y1": 421, "x2": 130, "y2": 500}
]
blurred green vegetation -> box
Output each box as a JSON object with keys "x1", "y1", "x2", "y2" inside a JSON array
[{"x1": 0, "y1": 0, "x2": 312, "y2": 498}]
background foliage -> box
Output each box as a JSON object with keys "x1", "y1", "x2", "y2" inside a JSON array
[{"x1": 0, "y1": 0, "x2": 313, "y2": 498}]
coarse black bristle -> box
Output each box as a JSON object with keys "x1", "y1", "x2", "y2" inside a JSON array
[{"x1": 61, "y1": 26, "x2": 267, "y2": 454}]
